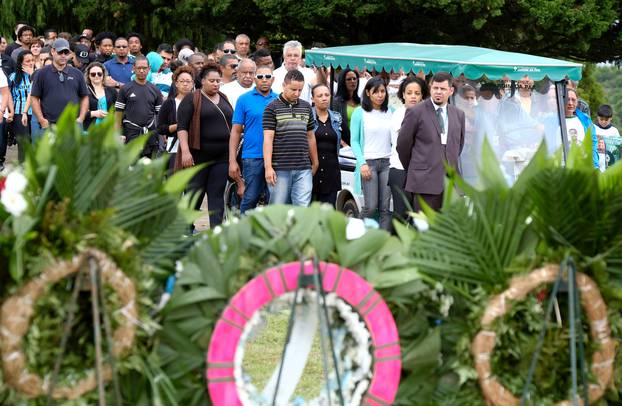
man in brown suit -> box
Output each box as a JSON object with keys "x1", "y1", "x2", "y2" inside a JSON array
[{"x1": 396, "y1": 72, "x2": 465, "y2": 211}]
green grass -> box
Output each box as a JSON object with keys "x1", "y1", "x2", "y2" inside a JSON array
[{"x1": 242, "y1": 310, "x2": 332, "y2": 401}]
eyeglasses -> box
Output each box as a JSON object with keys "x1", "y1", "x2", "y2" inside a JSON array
[
  {"x1": 89, "y1": 71, "x2": 103, "y2": 77},
  {"x1": 255, "y1": 74, "x2": 273, "y2": 80},
  {"x1": 223, "y1": 49, "x2": 236, "y2": 54},
  {"x1": 346, "y1": 77, "x2": 358, "y2": 82},
  {"x1": 57, "y1": 50, "x2": 71, "y2": 55},
  {"x1": 115, "y1": 45, "x2": 128, "y2": 48},
  {"x1": 58, "y1": 71, "x2": 65, "y2": 83},
  {"x1": 228, "y1": 64, "x2": 238, "y2": 69}
]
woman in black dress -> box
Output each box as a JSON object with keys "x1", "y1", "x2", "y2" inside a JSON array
[
  {"x1": 176, "y1": 63, "x2": 233, "y2": 228},
  {"x1": 311, "y1": 84, "x2": 342, "y2": 207}
]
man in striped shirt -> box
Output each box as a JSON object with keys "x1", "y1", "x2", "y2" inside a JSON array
[{"x1": 263, "y1": 69, "x2": 318, "y2": 206}]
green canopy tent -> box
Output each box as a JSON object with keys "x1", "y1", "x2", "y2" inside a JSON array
[
  {"x1": 305, "y1": 43, "x2": 582, "y2": 81},
  {"x1": 306, "y1": 43, "x2": 584, "y2": 164}
]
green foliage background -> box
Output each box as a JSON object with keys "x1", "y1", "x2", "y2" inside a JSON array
[{"x1": 1, "y1": 0, "x2": 621, "y2": 61}]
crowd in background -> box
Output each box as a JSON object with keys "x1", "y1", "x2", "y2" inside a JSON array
[{"x1": 0, "y1": 22, "x2": 619, "y2": 232}]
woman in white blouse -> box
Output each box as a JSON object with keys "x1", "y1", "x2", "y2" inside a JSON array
[
  {"x1": 350, "y1": 76, "x2": 394, "y2": 230},
  {"x1": 389, "y1": 76, "x2": 429, "y2": 226}
]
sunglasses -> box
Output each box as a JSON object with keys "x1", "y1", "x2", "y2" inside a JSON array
[
  {"x1": 228, "y1": 64, "x2": 238, "y2": 69},
  {"x1": 57, "y1": 50, "x2": 71, "y2": 55},
  {"x1": 115, "y1": 45, "x2": 128, "y2": 48},
  {"x1": 223, "y1": 49, "x2": 236, "y2": 54},
  {"x1": 89, "y1": 71, "x2": 103, "y2": 77},
  {"x1": 255, "y1": 74, "x2": 273, "y2": 80},
  {"x1": 58, "y1": 71, "x2": 65, "y2": 83}
]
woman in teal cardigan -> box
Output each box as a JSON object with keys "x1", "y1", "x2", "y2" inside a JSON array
[{"x1": 350, "y1": 76, "x2": 394, "y2": 230}]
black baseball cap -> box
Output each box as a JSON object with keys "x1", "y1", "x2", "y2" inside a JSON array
[{"x1": 74, "y1": 44, "x2": 91, "y2": 64}]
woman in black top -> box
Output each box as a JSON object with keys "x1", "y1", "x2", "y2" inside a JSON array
[
  {"x1": 311, "y1": 84, "x2": 342, "y2": 207},
  {"x1": 331, "y1": 67, "x2": 361, "y2": 146},
  {"x1": 157, "y1": 65, "x2": 194, "y2": 172},
  {"x1": 177, "y1": 63, "x2": 233, "y2": 228},
  {"x1": 83, "y1": 62, "x2": 117, "y2": 129}
]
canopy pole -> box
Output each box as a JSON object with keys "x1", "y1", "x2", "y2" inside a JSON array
[
  {"x1": 555, "y1": 80, "x2": 569, "y2": 165},
  {"x1": 329, "y1": 64, "x2": 335, "y2": 105}
]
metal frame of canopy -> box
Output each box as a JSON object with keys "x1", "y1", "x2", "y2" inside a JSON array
[{"x1": 306, "y1": 43, "x2": 584, "y2": 163}]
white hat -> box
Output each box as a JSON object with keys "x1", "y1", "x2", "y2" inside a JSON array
[{"x1": 178, "y1": 48, "x2": 195, "y2": 65}]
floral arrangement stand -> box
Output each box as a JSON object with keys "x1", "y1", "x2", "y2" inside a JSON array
[
  {"x1": 472, "y1": 263, "x2": 616, "y2": 406},
  {"x1": 0, "y1": 248, "x2": 137, "y2": 401}
]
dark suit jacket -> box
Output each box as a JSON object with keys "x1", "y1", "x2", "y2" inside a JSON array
[{"x1": 396, "y1": 99, "x2": 465, "y2": 195}]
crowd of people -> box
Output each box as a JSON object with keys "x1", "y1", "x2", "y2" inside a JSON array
[{"x1": 0, "y1": 22, "x2": 619, "y2": 231}]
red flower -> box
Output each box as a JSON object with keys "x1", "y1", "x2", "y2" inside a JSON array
[
  {"x1": 0, "y1": 177, "x2": 5, "y2": 194},
  {"x1": 536, "y1": 288, "x2": 548, "y2": 303}
]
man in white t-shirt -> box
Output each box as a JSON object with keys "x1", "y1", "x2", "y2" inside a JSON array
[
  {"x1": 565, "y1": 89, "x2": 586, "y2": 144},
  {"x1": 565, "y1": 88, "x2": 599, "y2": 168},
  {"x1": 0, "y1": 69, "x2": 14, "y2": 170},
  {"x1": 220, "y1": 58, "x2": 255, "y2": 109},
  {"x1": 271, "y1": 40, "x2": 316, "y2": 103}
]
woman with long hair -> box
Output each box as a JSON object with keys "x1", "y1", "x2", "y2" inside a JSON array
[
  {"x1": 176, "y1": 63, "x2": 233, "y2": 229},
  {"x1": 83, "y1": 62, "x2": 117, "y2": 129},
  {"x1": 331, "y1": 67, "x2": 362, "y2": 145},
  {"x1": 389, "y1": 76, "x2": 429, "y2": 227},
  {"x1": 157, "y1": 65, "x2": 194, "y2": 172},
  {"x1": 9, "y1": 50, "x2": 34, "y2": 161},
  {"x1": 350, "y1": 76, "x2": 393, "y2": 230},
  {"x1": 311, "y1": 83, "x2": 342, "y2": 206}
]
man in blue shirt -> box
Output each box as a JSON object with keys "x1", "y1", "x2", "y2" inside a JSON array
[
  {"x1": 104, "y1": 37, "x2": 133, "y2": 88},
  {"x1": 228, "y1": 65, "x2": 277, "y2": 213}
]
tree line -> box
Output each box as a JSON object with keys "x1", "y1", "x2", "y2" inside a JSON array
[{"x1": 1, "y1": 0, "x2": 621, "y2": 62}]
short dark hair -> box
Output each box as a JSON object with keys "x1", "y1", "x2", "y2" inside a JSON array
[
  {"x1": 114, "y1": 37, "x2": 128, "y2": 45},
  {"x1": 95, "y1": 31, "x2": 116, "y2": 45},
  {"x1": 174, "y1": 38, "x2": 195, "y2": 53},
  {"x1": 311, "y1": 83, "x2": 330, "y2": 97},
  {"x1": 361, "y1": 76, "x2": 389, "y2": 112},
  {"x1": 199, "y1": 62, "x2": 221, "y2": 80},
  {"x1": 284, "y1": 69, "x2": 304, "y2": 84},
  {"x1": 126, "y1": 32, "x2": 143, "y2": 44},
  {"x1": 252, "y1": 48, "x2": 271, "y2": 60},
  {"x1": 134, "y1": 55, "x2": 149, "y2": 66},
  {"x1": 43, "y1": 28, "x2": 57, "y2": 38},
  {"x1": 219, "y1": 54, "x2": 237, "y2": 66},
  {"x1": 214, "y1": 42, "x2": 224, "y2": 52},
  {"x1": 17, "y1": 25, "x2": 35, "y2": 39},
  {"x1": 398, "y1": 76, "x2": 429, "y2": 104},
  {"x1": 431, "y1": 72, "x2": 453, "y2": 87},
  {"x1": 597, "y1": 104, "x2": 613, "y2": 118},
  {"x1": 157, "y1": 43, "x2": 173, "y2": 54},
  {"x1": 336, "y1": 68, "x2": 361, "y2": 104}
]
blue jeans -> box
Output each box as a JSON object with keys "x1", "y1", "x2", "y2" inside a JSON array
[
  {"x1": 269, "y1": 168, "x2": 312, "y2": 206},
  {"x1": 240, "y1": 158, "x2": 269, "y2": 214},
  {"x1": 361, "y1": 158, "x2": 391, "y2": 230},
  {"x1": 30, "y1": 116, "x2": 43, "y2": 144}
]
